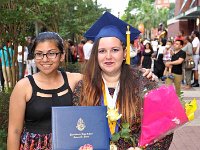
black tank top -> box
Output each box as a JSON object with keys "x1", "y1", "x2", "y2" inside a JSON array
[{"x1": 24, "y1": 71, "x2": 73, "y2": 134}]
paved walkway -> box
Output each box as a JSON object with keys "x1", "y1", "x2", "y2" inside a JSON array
[{"x1": 169, "y1": 87, "x2": 200, "y2": 150}]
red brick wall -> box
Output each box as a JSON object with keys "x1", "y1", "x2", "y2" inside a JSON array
[
  {"x1": 174, "y1": 0, "x2": 184, "y2": 16},
  {"x1": 168, "y1": 22, "x2": 178, "y2": 38},
  {"x1": 179, "y1": 20, "x2": 190, "y2": 36},
  {"x1": 173, "y1": 0, "x2": 200, "y2": 14},
  {"x1": 168, "y1": 20, "x2": 189, "y2": 38},
  {"x1": 168, "y1": 0, "x2": 198, "y2": 38},
  {"x1": 182, "y1": 0, "x2": 192, "y2": 13},
  {"x1": 155, "y1": 0, "x2": 170, "y2": 8}
]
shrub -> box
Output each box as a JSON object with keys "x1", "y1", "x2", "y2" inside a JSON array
[
  {"x1": 64, "y1": 62, "x2": 82, "y2": 73},
  {"x1": 0, "y1": 90, "x2": 11, "y2": 149}
]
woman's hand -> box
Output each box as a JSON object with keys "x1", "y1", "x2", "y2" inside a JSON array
[
  {"x1": 79, "y1": 144, "x2": 93, "y2": 150},
  {"x1": 141, "y1": 68, "x2": 159, "y2": 82}
]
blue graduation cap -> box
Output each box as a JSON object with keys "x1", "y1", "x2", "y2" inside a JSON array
[{"x1": 84, "y1": 11, "x2": 140, "y2": 44}]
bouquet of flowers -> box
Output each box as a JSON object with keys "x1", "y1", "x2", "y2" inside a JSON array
[
  {"x1": 107, "y1": 107, "x2": 142, "y2": 150},
  {"x1": 138, "y1": 85, "x2": 197, "y2": 147}
]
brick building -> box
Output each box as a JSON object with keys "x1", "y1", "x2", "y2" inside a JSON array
[
  {"x1": 155, "y1": 0, "x2": 170, "y2": 9},
  {"x1": 167, "y1": 0, "x2": 200, "y2": 38}
]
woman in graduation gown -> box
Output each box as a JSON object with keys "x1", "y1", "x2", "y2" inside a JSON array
[{"x1": 73, "y1": 12, "x2": 173, "y2": 150}]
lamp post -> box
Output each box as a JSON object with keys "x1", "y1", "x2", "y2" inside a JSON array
[
  {"x1": 118, "y1": 12, "x2": 120, "y2": 18},
  {"x1": 95, "y1": 0, "x2": 97, "y2": 11}
]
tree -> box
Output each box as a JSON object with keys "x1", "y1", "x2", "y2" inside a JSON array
[
  {"x1": 123, "y1": 0, "x2": 169, "y2": 39},
  {"x1": 0, "y1": 0, "x2": 37, "y2": 88},
  {"x1": 0, "y1": 0, "x2": 106, "y2": 88}
]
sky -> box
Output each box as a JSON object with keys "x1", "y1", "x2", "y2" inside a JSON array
[
  {"x1": 97, "y1": 0, "x2": 129, "y2": 17},
  {"x1": 97, "y1": 0, "x2": 175, "y2": 17}
]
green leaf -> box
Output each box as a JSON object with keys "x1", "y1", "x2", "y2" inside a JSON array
[
  {"x1": 121, "y1": 122, "x2": 130, "y2": 129},
  {"x1": 121, "y1": 134, "x2": 130, "y2": 140},
  {"x1": 120, "y1": 129, "x2": 131, "y2": 139},
  {"x1": 121, "y1": 128, "x2": 131, "y2": 134},
  {"x1": 130, "y1": 137, "x2": 136, "y2": 147},
  {"x1": 111, "y1": 133, "x2": 120, "y2": 142}
]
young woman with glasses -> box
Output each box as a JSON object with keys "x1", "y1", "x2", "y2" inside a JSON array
[{"x1": 7, "y1": 32, "x2": 83, "y2": 149}]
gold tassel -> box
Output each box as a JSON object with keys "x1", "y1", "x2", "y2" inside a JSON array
[{"x1": 126, "y1": 25, "x2": 131, "y2": 65}]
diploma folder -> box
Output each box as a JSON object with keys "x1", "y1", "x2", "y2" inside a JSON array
[{"x1": 52, "y1": 106, "x2": 110, "y2": 150}]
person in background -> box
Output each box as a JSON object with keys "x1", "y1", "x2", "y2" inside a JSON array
[
  {"x1": 26, "y1": 36, "x2": 37, "y2": 75},
  {"x1": 130, "y1": 43, "x2": 138, "y2": 66},
  {"x1": 132, "y1": 37, "x2": 143, "y2": 67},
  {"x1": 140, "y1": 42, "x2": 154, "y2": 69},
  {"x1": 182, "y1": 36, "x2": 193, "y2": 89},
  {"x1": 165, "y1": 40, "x2": 186, "y2": 95},
  {"x1": 73, "y1": 11, "x2": 172, "y2": 150},
  {"x1": 161, "y1": 40, "x2": 174, "y2": 80},
  {"x1": 17, "y1": 43, "x2": 28, "y2": 80},
  {"x1": 0, "y1": 40, "x2": 14, "y2": 88},
  {"x1": 151, "y1": 38, "x2": 159, "y2": 53},
  {"x1": 191, "y1": 30, "x2": 200, "y2": 87},
  {"x1": 68, "y1": 39, "x2": 77, "y2": 64},
  {"x1": 0, "y1": 42, "x2": 4, "y2": 90},
  {"x1": 174, "y1": 30, "x2": 184, "y2": 41},
  {"x1": 158, "y1": 23, "x2": 164, "y2": 36},
  {"x1": 153, "y1": 38, "x2": 166, "y2": 79},
  {"x1": 83, "y1": 39, "x2": 93, "y2": 62},
  {"x1": 77, "y1": 39, "x2": 86, "y2": 63}
]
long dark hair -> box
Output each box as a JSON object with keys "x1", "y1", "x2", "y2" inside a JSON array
[
  {"x1": 145, "y1": 42, "x2": 154, "y2": 53},
  {"x1": 31, "y1": 32, "x2": 64, "y2": 54},
  {"x1": 80, "y1": 39, "x2": 141, "y2": 123},
  {"x1": 193, "y1": 30, "x2": 200, "y2": 40}
]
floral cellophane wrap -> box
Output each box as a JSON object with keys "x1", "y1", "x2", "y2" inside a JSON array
[{"x1": 138, "y1": 85, "x2": 189, "y2": 147}]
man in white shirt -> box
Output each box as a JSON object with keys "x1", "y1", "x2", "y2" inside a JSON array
[
  {"x1": 151, "y1": 38, "x2": 159, "y2": 52},
  {"x1": 191, "y1": 31, "x2": 200, "y2": 87},
  {"x1": 83, "y1": 40, "x2": 93, "y2": 62},
  {"x1": 17, "y1": 44, "x2": 28, "y2": 80}
]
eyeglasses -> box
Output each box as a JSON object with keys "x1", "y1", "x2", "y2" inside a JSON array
[{"x1": 34, "y1": 52, "x2": 61, "y2": 60}]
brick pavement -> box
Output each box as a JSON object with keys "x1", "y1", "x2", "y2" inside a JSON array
[{"x1": 169, "y1": 87, "x2": 200, "y2": 150}]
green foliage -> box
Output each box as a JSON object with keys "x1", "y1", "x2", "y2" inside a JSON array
[
  {"x1": 0, "y1": 129, "x2": 7, "y2": 150},
  {"x1": 111, "y1": 122, "x2": 136, "y2": 147},
  {"x1": 123, "y1": 0, "x2": 169, "y2": 31},
  {"x1": 0, "y1": 0, "x2": 106, "y2": 45},
  {"x1": 0, "y1": 90, "x2": 11, "y2": 149},
  {"x1": 64, "y1": 62, "x2": 82, "y2": 73},
  {"x1": 178, "y1": 91, "x2": 185, "y2": 107},
  {"x1": 0, "y1": 0, "x2": 106, "y2": 87}
]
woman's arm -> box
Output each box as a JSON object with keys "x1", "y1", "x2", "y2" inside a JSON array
[
  {"x1": 67, "y1": 72, "x2": 83, "y2": 92},
  {"x1": 72, "y1": 80, "x2": 83, "y2": 106},
  {"x1": 7, "y1": 79, "x2": 28, "y2": 149}
]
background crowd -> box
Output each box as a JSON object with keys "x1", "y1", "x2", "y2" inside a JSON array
[
  {"x1": 1, "y1": 29, "x2": 199, "y2": 95},
  {"x1": 129, "y1": 29, "x2": 199, "y2": 93}
]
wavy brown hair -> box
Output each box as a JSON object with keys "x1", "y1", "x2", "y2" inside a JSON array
[{"x1": 80, "y1": 39, "x2": 141, "y2": 124}]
